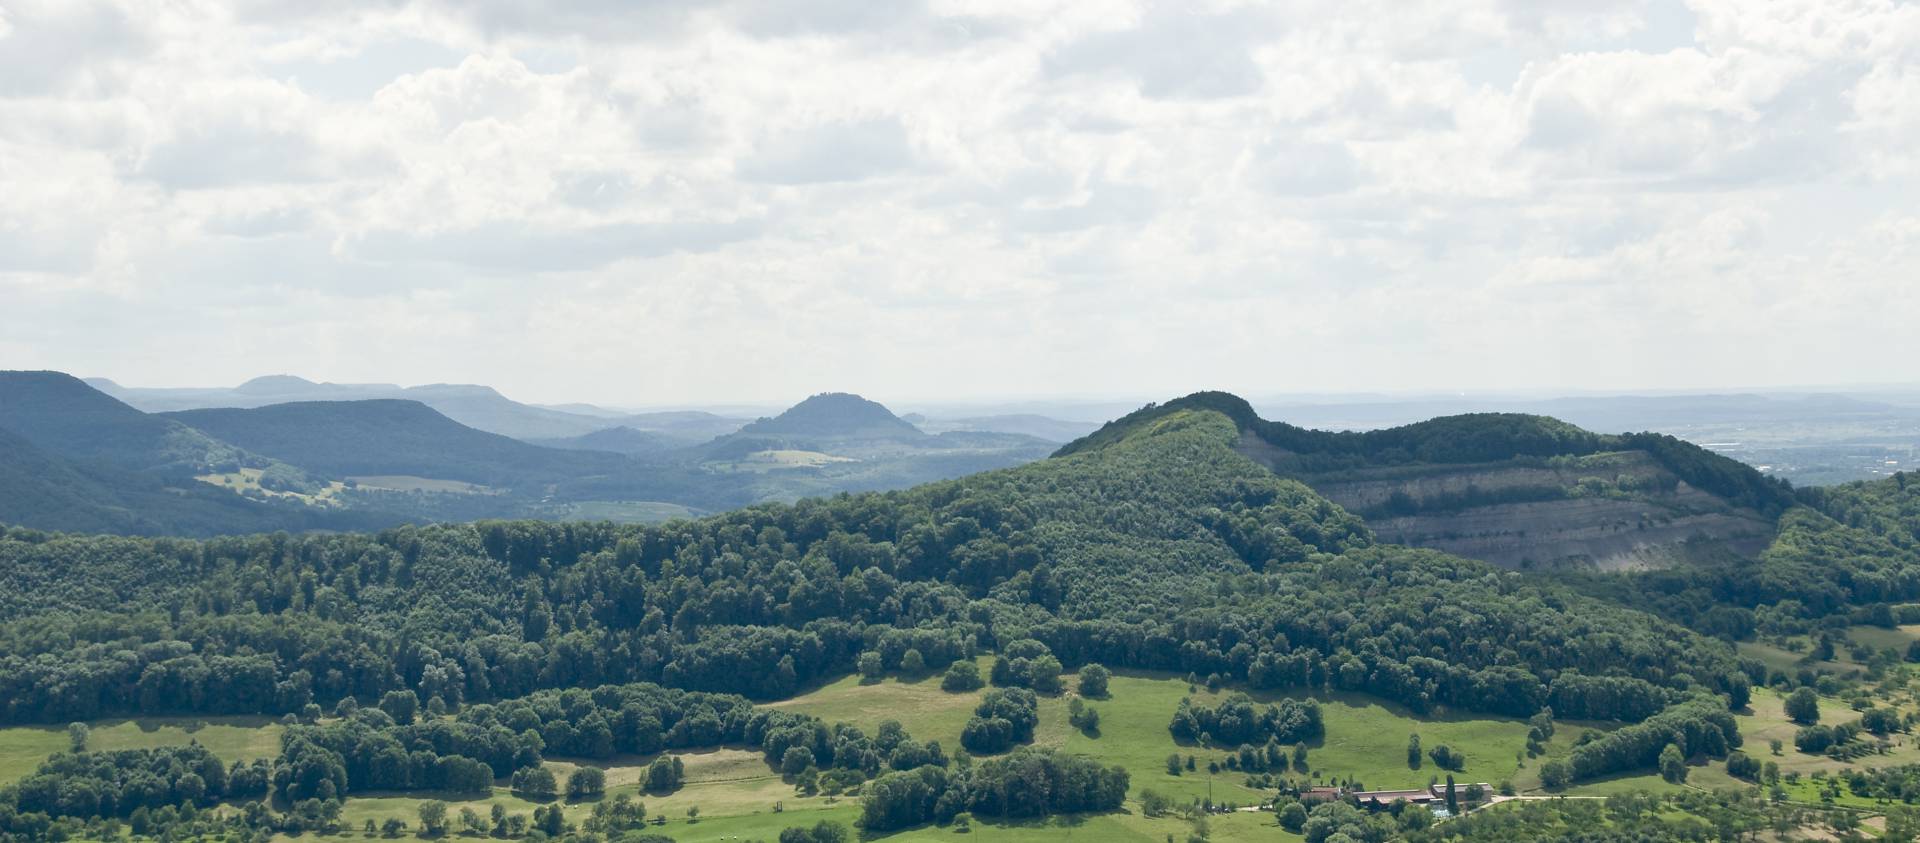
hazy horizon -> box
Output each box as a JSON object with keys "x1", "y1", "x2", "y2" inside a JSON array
[
  {"x1": 5, "y1": 0, "x2": 1917, "y2": 405},
  {"x1": 75, "y1": 369, "x2": 1920, "y2": 417}
]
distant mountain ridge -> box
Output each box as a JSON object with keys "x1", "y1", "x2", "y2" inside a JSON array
[
  {"x1": 904, "y1": 412, "x2": 1098, "y2": 443},
  {"x1": 529, "y1": 426, "x2": 677, "y2": 455},
  {"x1": 90, "y1": 375, "x2": 750, "y2": 443}
]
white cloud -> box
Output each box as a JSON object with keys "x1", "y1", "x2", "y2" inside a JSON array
[
  {"x1": 736, "y1": 118, "x2": 918, "y2": 184},
  {"x1": 1, "y1": 0, "x2": 1915, "y2": 404}
]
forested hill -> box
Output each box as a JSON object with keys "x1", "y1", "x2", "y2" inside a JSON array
[
  {"x1": 162, "y1": 400, "x2": 622, "y2": 489},
  {"x1": 0, "y1": 405, "x2": 1743, "y2": 732},
  {"x1": 1061, "y1": 392, "x2": 1793, "y2": 513},
  {"x1": 0, "y1": 371, "x2": 252, "y2": 472},
  {"x1": 737, "y1": 392, "x2": 925, "y2": 440},
  {"x1": 1061, "y1": 392, "x2": 1795, "y2": 570}
]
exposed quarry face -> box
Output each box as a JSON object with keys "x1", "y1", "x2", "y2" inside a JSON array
[{"x1": 1235, "y1": 433, "x2": 1775, "y2": 571}]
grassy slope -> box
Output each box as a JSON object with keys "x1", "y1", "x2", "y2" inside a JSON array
[
  {"x1": 768, "y1": 662, "x2": 1546, "y2": 805},
  {"x1": 0, "y1": 717, "x2": 283, "y2": 786}
]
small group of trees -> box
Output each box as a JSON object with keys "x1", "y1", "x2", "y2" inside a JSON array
[
  {"x1": 859, "y1": 749, "x2": 1128, "y2": 831},
  {"x1": 510, "y1": 766, "x2": 558, "y2": 799},
  {"x1": 644, "y1": 756, "x2": 687, "y2": 793},
  {"x1": 1541, "y1": 695, "x2": 1739, "y2": 789},
  {"x1": 989, "y1": 641, "x2": 1064, "y2": 693},
  {"x1": 1168, "y1": 694, "x2": 1323, "y2": 747},
  {"x1": 1785, "y1": 687, "x2": 1821, "y2": 725},
  {"x1": 1067, "y1": 697, "x2": 1100, "y2": 735},
  {"x1": 778, "y1": 820, "x2": 851, "y2": 843},
  {"x1": 942, "y1": 661, "x2": 985, "y2": 692},
  {"x1": 1427, "y1": 744, "x2": 1464, "y2": 771},
  {"x1": 960, "y1": 689, "x2": 1039, "y2": 755}
]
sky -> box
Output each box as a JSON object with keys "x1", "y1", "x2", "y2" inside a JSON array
[{"x1": 2, "y1": 0, "x2": 1917, "y2": 407}]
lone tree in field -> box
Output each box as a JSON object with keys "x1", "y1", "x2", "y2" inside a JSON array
[
  {"x1": 858, "y1": 651, "x2": 885, "y2": 680},
  {"x1": 942, "y1": 660, "x2": 984, "y2": 692},
  {"x1": 67, "y1": 722, "x2": 89, "y2": 752},
  {"x1": 1077, "y1": 663, "x2": 1111, "y2": 698},
  {"x1": 1659, "y1": 742, "x2": 1688, "y2": 783},
  {"x1": 418, "y1": 801, "x2": 448, "y2": 837},
  {"x1": 1406, "y1": 733, "x2": 1421, "y2": 769},
  {"x1": 1785, "y1": 687, "x2": 1821, "y2": 725},
  {"x1": 1540, "y1": 760, "x2": 1570, "y2": 790}
]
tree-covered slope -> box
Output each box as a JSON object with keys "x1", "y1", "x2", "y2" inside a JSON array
[
  {"x1": 0, "y1": 428, "x2": 147, "y2": 534},
  {"x1": 0, "y1": 425, "x2": 396, "y2": 538},
  {"x1": 0, "y1": 371, "x2": 251, "y2": 473},
  {"x1": 1063, "y1": 392, "x2": 1794, "y2": 515},
  {"x1": 163, "y1": 400, "x2": 622, "y2": 489},
  {"x1": 1580, "y1": 471, "x2": 1920, "y2": 637},
  {"x1": 0, "y1": 406, "x2": 1741, "y2": 728}
]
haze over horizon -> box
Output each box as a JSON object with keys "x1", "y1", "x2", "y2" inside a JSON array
[
  {"x1": 70, "y1": 370, "x2": 1920, "y2": 417},
  {"x1": 5, "y1": 0, "x2": 1917, "y2": 405}
]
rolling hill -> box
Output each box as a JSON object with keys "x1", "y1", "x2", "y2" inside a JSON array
[{"x1": 162, "y1": 400, "x2": 622, "y2": 489}]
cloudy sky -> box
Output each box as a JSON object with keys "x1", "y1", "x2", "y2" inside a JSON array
[{"x1": 2, "y1": 0, "x2": 1916, "y2": 406}]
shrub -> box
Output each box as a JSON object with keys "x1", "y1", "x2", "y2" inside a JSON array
[{"x1": 943, "y1": 661, "x2": 984, "y2": 692}]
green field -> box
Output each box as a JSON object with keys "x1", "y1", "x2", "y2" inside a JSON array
[
  {"x1": 347, "y1": 475, "x2": 498, "y2": 494},
  {"x1": 769, "y1": 662, "x2": 1551, "y2": 806},
  {"x1": 1735, "y1": 640, "x2": 1856, "y2": 676},
  {"x1": 1849, "y1": 624, "x2": 1920, "y2": 654},
  {"x1": 0, "y1": 717, "x2": 283, "y2": 786},
  {"x1": 196, "y1": 467, "x2": 346, "y2": 507}
]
